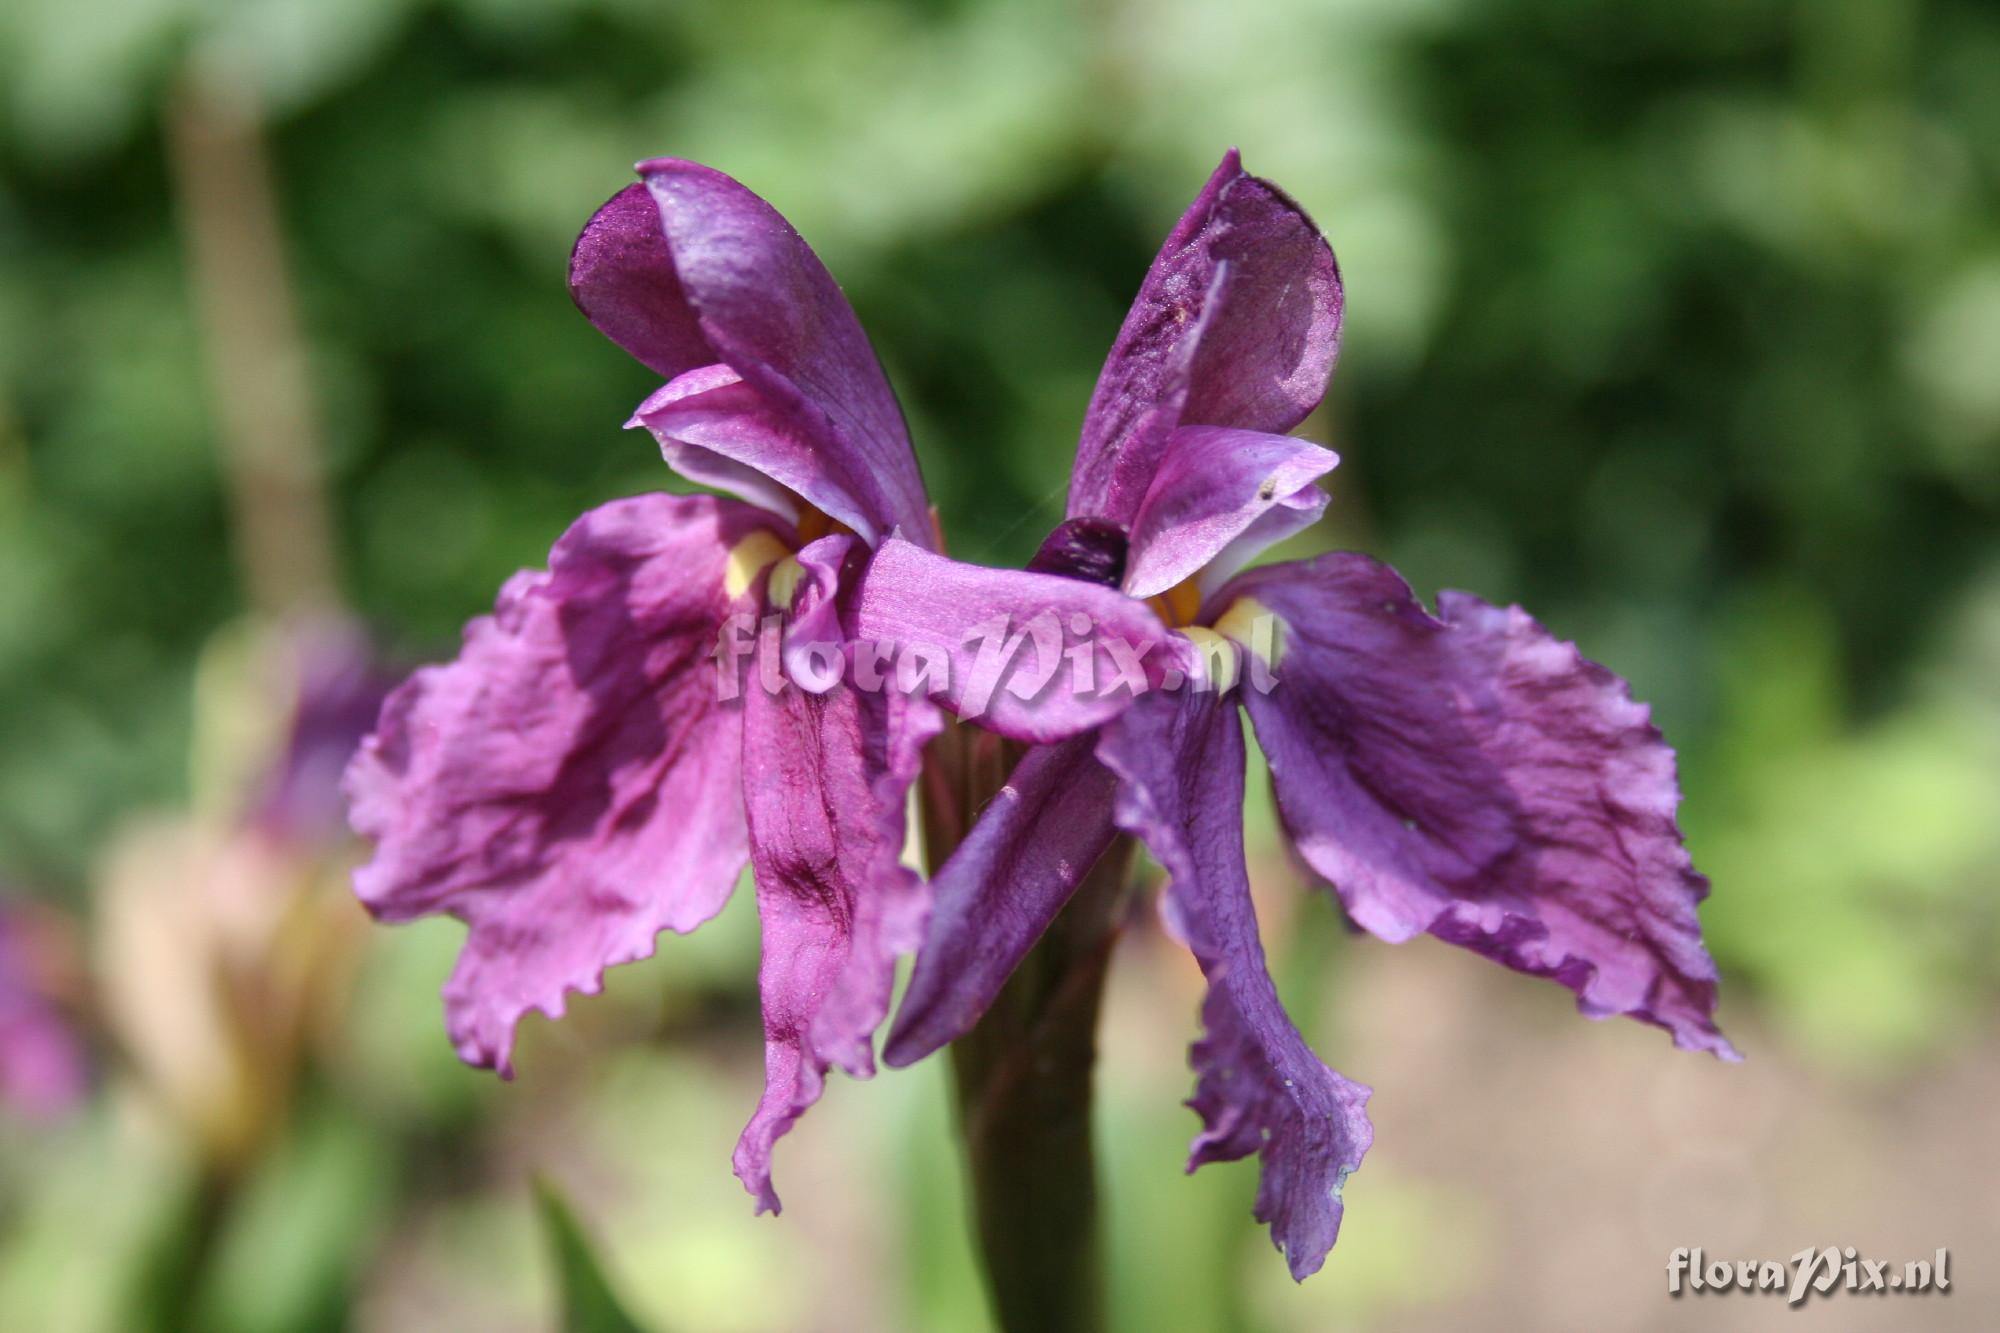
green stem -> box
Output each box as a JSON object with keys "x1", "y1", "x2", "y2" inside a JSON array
[
  {"x1": 921, "y1": 719, "x2": 1130, "y2": 1333},
  {"x1": 949, "y1": 842, "x2": 1129, "y2": 1333}
]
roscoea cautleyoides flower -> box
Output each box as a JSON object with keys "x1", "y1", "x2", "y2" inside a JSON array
[{"x1": 343, "y1": 152, "x2": 1733, "y2": 1276}]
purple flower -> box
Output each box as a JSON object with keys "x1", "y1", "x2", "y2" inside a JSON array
[
  {"x1": 856, "y1": 151, "x2": 1737, "y2": 1279},
  {"x1": 345, "y1": 160, "x2": 1161, "y2": 1209},
  {"x1": 347, "y1": 151, "x2": 1733, "y2": 1270},
  {"x1": 248, "y1": 618, "x2": 398, "y2": 846},
  {"x1": 0, "y1": 899, "x2": 88, "y2": 1122}
]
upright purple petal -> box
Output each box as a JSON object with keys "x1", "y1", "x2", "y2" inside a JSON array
[
  {"x1": 345, "y1": 494, "x2": 778, "y2": 1075},
  {"x1": 1099, "y1": 691, "x2": 1372, "y2": 1281},
  {"x1": 844, "y1": 537, "x2": 1188, "y2": 743},
  {"x1": 641, "y1": 160, "x2": 932, "y2": 546},
  {"x1": 568, "y1": 183, "x2": 715, "y2": 380},
  {"x1": 1122, "y1": 426, "x2": 1337, "y2": 599},
  {"x1": 734, "y1": 680, "x2": 940, "y2": 1212},
  {"x1": 884, "y1": 735, "x2": 1119, "y2": 1067},
  {"x1": 1069, "y1": 152, "x2": 1343, "y2": 525},
  {"x1": 571, "y1": 164, "x2": 932, "y2": 545},
  {"x1": 1229, "y1": 554, "x2": 1737, "y2": 1058}
]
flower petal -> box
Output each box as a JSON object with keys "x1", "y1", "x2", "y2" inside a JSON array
[
  {"x1": 1099, "y1": 690, "x2": 1373, "y2": 1281},
  {"x1": 626, "y1": 365, "x2": 805, "y2": 525},
  {"x1": 777, "y1": 532, "x2": 861, "y2": 692},
  {"x1": 733, "y1": 679, "x2": 940, "y2": 1212},
  {"x1": 248, "y1": 617, "x2": 396, "y2": 846},
  {"x1": 630, "y1": 363, "x2": 902, "y2": 543},
  {"x1": 568, "y1": 183, "x2": 714, "y2": 380},
  {"x1": 1123, "y1": 426, "x2": 1337, "y2": 599},
  {"x1": 1069, "y1": 151, "x2": 1343, "y2": 525},
  {"x1": 344, "y1": 494, "x2": 778, "y2": 1075},
  {"x1": 844, "y1": 537, "x2": 1188, "y2": 743},
  {"x1": 883, "y1": 735, "x2": 1119, "y2": 1067},
  {"x1": 1230, "y1": 554, "x2": 1737, "y2": 1058},
  {"x1": 639, "y1": 159, "x2": 932, "y2": 546},
  {"x1": 0, "y1": 903, "x2": 87, "y2": 1121}
]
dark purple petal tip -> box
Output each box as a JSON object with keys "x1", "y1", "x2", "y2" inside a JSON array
[
  {"x1": 568, "y1": 183, "x2": 713, "y2": 381},
  {"x1": 1026, "y1": 517, "x2": 1130, "y2": 587}
]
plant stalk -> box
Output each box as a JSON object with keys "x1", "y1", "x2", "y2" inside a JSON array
[{"x1": 920, "y1": 719, "x2": 1131, "y2": 1333}]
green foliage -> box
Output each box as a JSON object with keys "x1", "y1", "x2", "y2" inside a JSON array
[{"x1": 537, "y1": 1181, "x2": 653, "y2": 1333}]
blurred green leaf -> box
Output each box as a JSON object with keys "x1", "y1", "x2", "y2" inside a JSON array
[
  {"x1": 535, "y1": 1181, "x2": 653, "y2": 1333},
  {"x1": 201, "y1": 1107, "x2": 396, "y2": 1333}
]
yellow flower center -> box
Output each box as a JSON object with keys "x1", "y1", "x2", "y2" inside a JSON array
[
  {"x1": 795, "y1": 505, "x2": 852, "y2": 546},
  {"x1": 765, "y1": 554, "x2": 806, "y2": 610},
  {"x1": 1146, "y1": 576, "x2": 1205, "y2": 628},
  {"x1": 1210, "y1": 596, "x2": 1285, "y2": 675},
  {"x1": 1178, "y1": 625, "x2": 1241, "y2": 694},
  {"x1": 724, "y1": 530, "x2": 791, "y2": 600},
  {"x1": 722, "y1": 502, "x2": 855, "y2": 607}
]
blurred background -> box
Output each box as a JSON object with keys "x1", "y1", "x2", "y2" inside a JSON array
[{"x1": 2, "y1": 0, "x2": 1997, "y2": 1328}]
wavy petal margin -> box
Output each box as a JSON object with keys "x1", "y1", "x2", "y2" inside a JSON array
[
  {"x1": 1100, "y1": 690, "x2": 1373, "y2": 1280},
  {"x1": 345, "y1": 494, "x2": 777, "y2": 1074},
  {"x1": 1229, "y1": 554, "x2": 1738, "y2": 1058}
]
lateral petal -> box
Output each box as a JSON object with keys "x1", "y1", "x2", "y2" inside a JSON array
[
  {"x1": 733, "y1": 678, "x2": 940, "y2": 1211},
  {"x1": 344, "y1": 494, "x2": 777, "y2": 1074},
  {"x1": 883, "y1": 735, "x2": 1120, "y2": 1067},
  {"x1": 1099, "y1": 689, "x2": 1372, "y2": 1281},
  {"x1": 1229, "y1": 555, "x2": 1737, "y2": 1058}
]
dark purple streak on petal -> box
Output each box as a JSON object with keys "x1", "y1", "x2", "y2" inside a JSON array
[{"x1": 733, "y1": 680, "x2": 939, "y2": 1211}]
